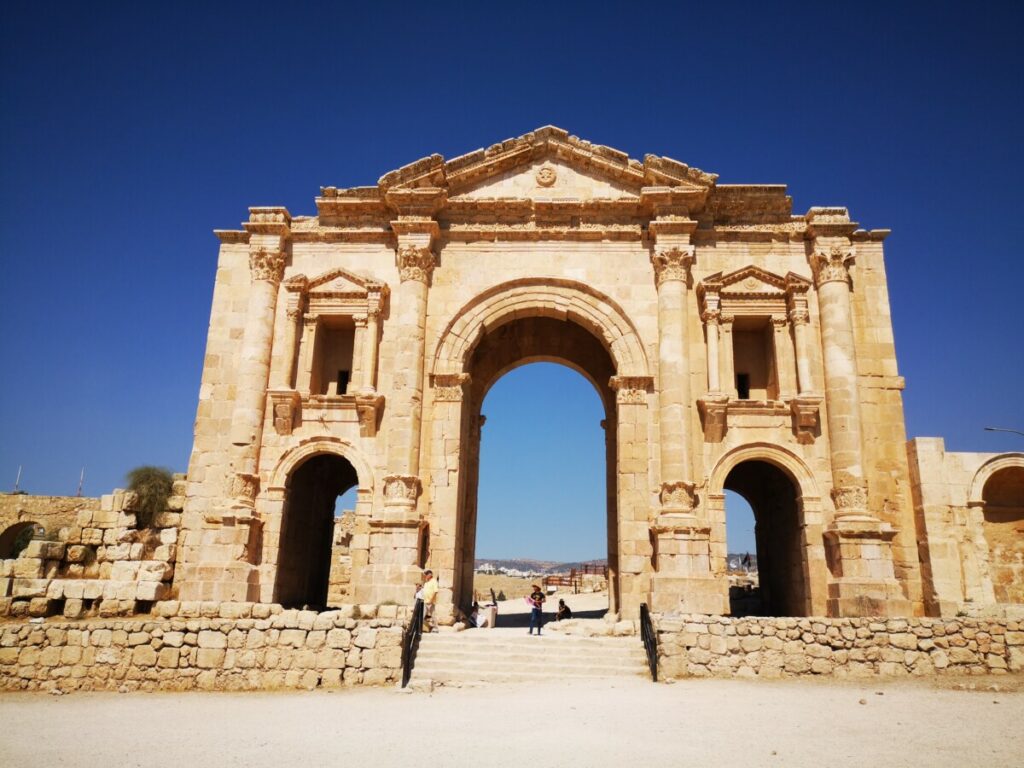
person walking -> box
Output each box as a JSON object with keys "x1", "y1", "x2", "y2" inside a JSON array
[
  {"x1": 528, "y1": 583, "x2": 545, "y2": 635},
  {"x1": 421, "y1": 569, "x2": 438, "y2": 633}
]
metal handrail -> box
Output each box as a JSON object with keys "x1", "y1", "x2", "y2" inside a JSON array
[
  {"x1": 639, "y1": 602, "x2": 658, "y2": 682},
  {"x1": 401, "y1": 598, "x2": 425, "y2": 688}
]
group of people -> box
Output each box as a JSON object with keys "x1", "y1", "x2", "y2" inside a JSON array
[{"x1": 415, "y1": 572, "x2": 574, "y2": 634}]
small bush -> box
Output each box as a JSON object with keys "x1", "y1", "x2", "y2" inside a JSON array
[
  {"x1": 497, "y1": 590, "x2": 506, "y2": 601},
  {"x1": 126, "y1": 466, "x2": 174, "y2": 528}
]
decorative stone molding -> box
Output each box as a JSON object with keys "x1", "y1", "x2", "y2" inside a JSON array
[
  {"x1": 382, "y1": 474, "x2": 421, "y2": 507},
  {"x1": 609, "y1": 375, "x2": 654, "y2": 404},
  {"x1": 650, "y1": 245, "x2": 695, "y2": 286},
  {"x1": 659, "y1": 480, "x2": 696, "y2": 513},
  {"x1": 354, "y1": 393, "x2": 384, "y2": 437},
  {"x1": 697, "y1": 394, "x2": 730, "y2": 442},
  {"x1": 790, "y1": 393, "x2": 822, "y2": 444},
  {"x1": 396, "y1": 244, "x2": 437, "y2": 284},
  {"x1": 789, "y1": 307, "x2": 810, "y2": 325},
  {"x1": 831, "y1": 483, "x2": 868, "y2": 516},
  {"x1": 650, "y1": 516, "x2": 711, "y2": 537},
  {"x1": 535, "y1": 165, "x2": 557, "y2": 187},
  {"x1": 701, "y1": 309, "x2": 720, "y2": 326},
  {"x1": 229, "y1": 472, "x2": 260, "y2": 508},
  {"x1": 432, "y1": 373, "x2": 471, "y2": 403},
  {"x1": 811, "y1": 245, "x2": 855, "y2": 287},
  {"x1": 268, "y1": 389, "x2": 302, "y2": 436},
  {"x1": 248, "y1": 248, "x2": 286, "y2": 284}
]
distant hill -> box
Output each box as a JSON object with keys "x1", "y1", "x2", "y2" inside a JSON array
[{"x1": 475, "y1": 558, "x2": 606, "y2": 574}]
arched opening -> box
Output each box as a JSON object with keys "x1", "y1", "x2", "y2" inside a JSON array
[
  {"x1": 0, "y1": 521, "x2": 43, "y2": 559},
  {"x1": 276, "y1": 453, "x2": 358, "y2": 608},
  {"x1": 981, "y1": 465, "x2": 1024, "y2": 605},
  {"x1": 453, "y1": 315, "x2": 618, "y2": 624},
  {"x1": 724, "y1": 460, "x2": 807, "y2": 616}
]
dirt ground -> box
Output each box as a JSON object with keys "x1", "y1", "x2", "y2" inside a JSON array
[{"x1": 2, "y1": 675, "x2": 1022, "y2": 767}]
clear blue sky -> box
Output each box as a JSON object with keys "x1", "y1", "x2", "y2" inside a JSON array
[{"x1": 2, "y1": 3, "x2": 1021, "y2": 560}]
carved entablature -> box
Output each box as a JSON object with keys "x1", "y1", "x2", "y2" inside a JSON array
[
  {"x1": 609, "y1": 375, "x2": 654, "y2": 404},
  {"x1": 698, "y1": 265, "x2": 811, "y2": 320}
]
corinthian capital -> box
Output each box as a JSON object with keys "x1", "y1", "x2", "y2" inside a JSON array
[
  {"x1": 397, "y1": 245, "x2": 437, "y2": 284},
  {"x1": 651, "y1": 245, "x2": 694, "y2": 286},
  {"x1": 249, "y1": 248, "x2": 286, "y2": 284},
  {"x1": 811, "y1": 245, "x2": 854, "y2": 287}
]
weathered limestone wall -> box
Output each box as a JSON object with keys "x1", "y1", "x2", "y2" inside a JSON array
[
  {"x1": 0, "y1": 602, "x2": 408, "y2": 693},
  {"x1": 908, "y1": 438, "x2": 1024, "y2": 617},
  {"x1": 656, "y1": 614, "x2": 1024, "y2": 679},
  {"x1": 0, "y1": 493, "x2": 97, "y2": 545}
]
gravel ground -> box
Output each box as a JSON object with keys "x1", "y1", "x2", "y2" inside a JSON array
[{"x1": 2, "y1": 676, "x2": 1022, "y2": 767}]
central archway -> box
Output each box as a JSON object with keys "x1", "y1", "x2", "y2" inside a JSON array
[{"x1": 428, "y1": 279, "x2": 653, "y2": 620}]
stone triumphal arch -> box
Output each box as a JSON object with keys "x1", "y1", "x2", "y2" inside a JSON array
[{"x1": 173, "y1": 126, "x2": 1021, "y2": 622}]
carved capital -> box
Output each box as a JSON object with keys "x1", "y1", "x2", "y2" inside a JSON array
[
  {"x1": 433, "y1": 373, "x2": 471, "y2": 403},
  {"x1": 811, "y1": 245, "x2": 854, "y2": 287},
  {"x1": 770, "y1": 315, "x2": 788, "y2": 330},
  {"x1": 286, "y1": 306, "x2": 303, "y2": 323},
  {"x1": 383, "y1": 474, "x2": 421, "y2": 508},
  {"x1": 789, "y1": 308, "x2": 810, "y2": 326},
  {"x1": 609, "y1": 375, "x2": 654, "y2": 404},
  {"x1": 701, "y1": 309, "x2": 720, "y2": 326},
  {"x1": 396, "y1": 245, "x2": 437, "y2": 284},
  {"x1": 353, "y1": 314, "x2": 369, "y2": 329},
  {"x1": 719, "y1": 313, "x2": 735, "y2": 327},
  {"x1": 659, "y1": 480, "x2": 696, "y2": 513},
  {"x1": 831, "y1": 483, "x2": 868, "y2": 516},
  {"x1": 249, "y1": 248, "x2": 286, "y2": 284},
  {"x1": 229, "y1": 472, "x2": 260, "y2": 507},
  {"x1": 651, "y1": 245, "x2": 694, "y2": 286}
]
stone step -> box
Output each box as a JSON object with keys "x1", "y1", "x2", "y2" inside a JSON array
[{"x1": 409, "y1": 631, "x2": 650, "y2": 685}]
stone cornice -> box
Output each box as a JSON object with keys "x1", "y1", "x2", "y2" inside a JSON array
[{"x1": 243, "y1": 206, "x2": 291, "y2": 236}]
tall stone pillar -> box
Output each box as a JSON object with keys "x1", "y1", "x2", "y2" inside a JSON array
[
  {"x1": 809, "y1": 209, "x2": 909, "y2": 616},
  {"x1": 647, "y1": 220, "x2": 727, "y2": 614},
  {"x1": 355, "y1": 212, "x2": 440, "y2": 606}
]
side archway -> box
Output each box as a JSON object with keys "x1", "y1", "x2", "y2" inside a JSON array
[
  {"x1": 708, "y1": 443, "x2": 826, "y2": 616},
  {"x1": 968, "y1": 453, "x2": 1024, "y2": 605}
]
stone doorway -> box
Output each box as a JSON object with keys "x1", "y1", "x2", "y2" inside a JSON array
[
  {"x1": 276, "y1": 453, "x2": 358, "y2": 608},
  {"x1": 724, "y1": 460, "x2": 808, "y2": 616},
  {"x1": 450, "y1": 316, "x2": 620, "y2": 619}
]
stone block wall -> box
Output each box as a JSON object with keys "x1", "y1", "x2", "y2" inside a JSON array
[
  {"x1": 655, "y1": 614, "x2": 1024, "y2": 679},
  {"x1": 0, "y1": 480, "x2": 184, "y2": 620},
  {"x1": 0, "y1": 601, "x2": 409, "y2": 693}
]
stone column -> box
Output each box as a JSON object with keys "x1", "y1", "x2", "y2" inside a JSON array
[
  {"x1": 355, "y1": 219, "x2": 439, "y2": 606},
  {"x1": 811, "y1": 232, "x2": 908, "y2": 616},
  {"x1": 361, "y1": 301, "x2": 382, "y2": 393},
  {"x1": 704, "y1": 309, "x2": 721, "y2": 393},
  {"x1": 790, "y1": 306, "x2": 813, "y2": 394},
  {"x1": 647, "y1": 225, "x2": 727, "y2": 614},
  {"x1": 650, "y1": 243, "x2": 695, "y2": 512},
  {"x1": 772, "y1": 315, "x2": 797, "y2": 400},
  {"x1": 352, "y1": 315, "x2": 368, "y2": 392},
  {"x1": 228, "y1": 245, "x2": 287, "y2": 501}
]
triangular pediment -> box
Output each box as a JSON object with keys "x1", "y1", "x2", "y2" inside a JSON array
[
  {"x1": 705, "y1": 266, "x2": 788, "y2": 295},
  {"x1": 301, "y1": 267, "x2": 377, "y2": 295},
  {"x1": 374, "y1": 126, "x2": 717, "y2": 198}
]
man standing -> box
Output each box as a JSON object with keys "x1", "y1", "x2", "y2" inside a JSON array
[
  {"x1": 528, "y1": 583, "x2": 545, "y2": 636},
  {"x1": 421, "y1": 569, "x2": 438, "y2": 633}
]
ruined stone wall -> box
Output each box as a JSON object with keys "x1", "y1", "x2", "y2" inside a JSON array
[
  {"x1": 0, "y1": 493, "x2": 96, "y2": 543},
  {"x1": 656, "y1": 614, "x2": 1024, "y2": 679},
  {"x1": 0, "y1": 602, "x2": 408, "y2": 693},
  {"x1": 0, "y1": 480, "x2": 184, "y2": 619}
]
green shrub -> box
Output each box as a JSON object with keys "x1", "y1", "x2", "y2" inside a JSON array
[{"x1": 126, "y1": 466, "x2": 174, "y2": 528}]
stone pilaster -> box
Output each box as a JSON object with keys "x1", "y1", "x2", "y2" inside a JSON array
[{"x1": 809, "y1": 209, "x2": 908, "y2": 616}]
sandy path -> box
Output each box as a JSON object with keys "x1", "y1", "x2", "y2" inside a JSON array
[{"x1": 2, "y1": 677, "x2": 1021, "y2": 767}]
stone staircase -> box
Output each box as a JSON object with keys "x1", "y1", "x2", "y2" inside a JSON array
[{"x1": 409, "y1": 628, "x2": 650, "y2": 685}]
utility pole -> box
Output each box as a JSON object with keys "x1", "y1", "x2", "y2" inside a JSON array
[
  {"x1": 14, "y1": 465, "x2": 21, "y2": 493},
  {"x1": 984, "y1": 426, "x2": 1024, "y2": 438},
  {"x1": 77, "y1": 467, "x2": 85, "y2": 497}
]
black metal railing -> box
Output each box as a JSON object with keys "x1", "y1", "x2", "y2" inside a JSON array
[
  {"x1": 401, "y1": 598, "x2": 425, "y2": 688},
  {"x1": 639, "y1": 602, "x2": 658, "y2": 682}
]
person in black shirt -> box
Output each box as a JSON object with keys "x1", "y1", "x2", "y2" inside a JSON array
[
  {"x1": 528, "y1": 584, "x2": 545, "y2": 635},
  {"x1": 555, "y1": 598, "x2": 572, "y2": 621}
]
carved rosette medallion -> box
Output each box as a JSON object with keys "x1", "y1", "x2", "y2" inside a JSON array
[
  {"x1": 249, "y1": 248, "x2": 286, "y2": 285},
  {"x1": 396, "y1": 245, "x2": 437, "y2": 284},
  {"x1": 383, "y1": 474, "x2": 421, "y2": 507},
  {"x1": 831, "y1": 483, "x2": 868, "y2": 515},
  {"x1": 812, "y1": 245, "x2": 854, "y2": 288},
  {"x1": 535, "y1": 165, "x2": 557, "y2": 187},
  {"x1": 659, "y1": 480, "x2": 696, "y2": 512},
  {"x1": 651, "y1": 246, "x2": 694, "y2": 286},
  {"x1": 609, "y1": 375, "x2": 653, "y2": 405}
]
